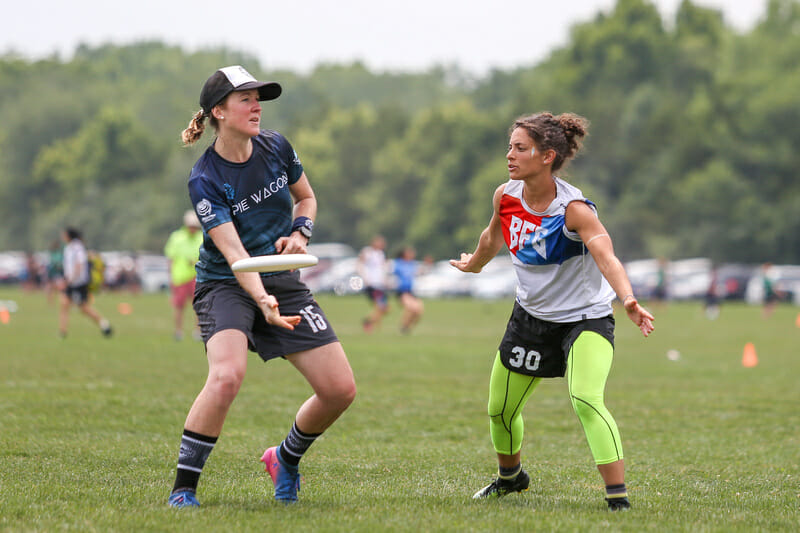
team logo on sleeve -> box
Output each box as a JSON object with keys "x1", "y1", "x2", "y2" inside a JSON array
[
  {"x1": 196, "y1": 199, "x2": 216, "y2": 223},
  {"x1": 196, "y1": 199, "x2": 212, "y2": 216}
]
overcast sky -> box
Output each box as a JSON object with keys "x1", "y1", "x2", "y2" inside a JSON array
[{"x1": 4, "y1": 0, "x2": 767, "y2": 74}]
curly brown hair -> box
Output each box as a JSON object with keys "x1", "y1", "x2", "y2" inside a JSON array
[
  {"x1": 181, "y1": 109, "x2": 221, "y2": 146},
  {"x1": 511, "y1": 112, "x2": 589, "y2": 171}
]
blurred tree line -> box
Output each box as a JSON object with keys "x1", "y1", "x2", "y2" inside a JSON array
[{"x1": 1, "y1": 0, "x2": 798, "y2": 262}]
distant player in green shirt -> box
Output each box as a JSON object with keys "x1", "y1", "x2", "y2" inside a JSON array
[{"x1": 164, "y1": 210, "x2": 204, "y2": 340}]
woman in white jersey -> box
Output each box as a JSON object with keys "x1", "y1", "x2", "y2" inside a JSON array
[
  {"x1": 451, "y1": 112, "x2": 654, "y2": 511},
  {"x1": 358, "y1": 235, "x2": 389, "y2": 332},
  {"x1": 59, "y1": 227, "x2": 112, "y2": 338}
]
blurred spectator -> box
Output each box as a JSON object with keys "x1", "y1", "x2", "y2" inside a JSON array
[
  {"x1": 704, "y1": 266, "x2": 720, "y2": 320},
  {"x1": 121, "y1": 255, "x2": 141, "y2": 294},
  {"x1": 45, "y1": 239, "x2": 65, "y2": 303},
  {"x1": 652, "y1": 256, "x2": 669, "y2": 304},
  {"x1": 87, "y1": 251, "x2": 105, "y2": 295},
  {"x1": 761, "y1": 263, "x2": 781, "y2": 318},
  {"x1": 21, "y1": 252, "x2": 43, "y2": 291},
  {"x1": 164, "y1": 210, "x2": 203, "y2": 340}
]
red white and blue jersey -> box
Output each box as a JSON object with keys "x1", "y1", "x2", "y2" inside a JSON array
[{"x1": 499, "y1": 178, "x2": 615, "y2": 322}]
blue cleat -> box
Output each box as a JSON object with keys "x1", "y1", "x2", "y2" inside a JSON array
[
  {"x1": 261, "y1": 446, "x2": 301, "y2": 503},
  {"x1": 168, "y1": 490, "x2": 200, "y2": 508}
]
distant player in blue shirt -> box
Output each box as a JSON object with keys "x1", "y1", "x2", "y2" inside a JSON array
[
  {"x1": 393, "y1": 245, "x2": 424, "y2": 334},
  {"x1": 168, "y1": 66, "x2": 356, "y2": 508}
]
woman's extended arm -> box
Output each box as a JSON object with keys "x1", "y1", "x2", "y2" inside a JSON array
[
  {"x1": 450, "y1": 184, "x2": 507, "y2": 273},
  {"x1": 566, "y1": 201, "x2": 654, "y2": 337}
]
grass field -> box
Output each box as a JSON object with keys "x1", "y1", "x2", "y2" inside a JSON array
[{"x1": 1, "y1": 287, "x2": 798, "y2": 532}]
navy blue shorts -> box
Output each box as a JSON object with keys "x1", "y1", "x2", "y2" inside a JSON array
[
  {"x1": 193, "y1": 270, "x2": 339, "y2": 362},
  {"x1": 498, "y1": 301, "x2": 615, "y2": 377}
]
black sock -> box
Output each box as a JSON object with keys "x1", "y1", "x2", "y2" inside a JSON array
[
  {"x1": 172, "y1": 429, "x2": 218, "y2": 493},
  {"x1": 605, "y1": 483, "x2": 627, "y2": 499},
  {"x1": 277, "y1": 421, "x2": 321, "y2": 467},
  {"x1": 498, "y1": 464, "x2": 522, "y2": 480}
]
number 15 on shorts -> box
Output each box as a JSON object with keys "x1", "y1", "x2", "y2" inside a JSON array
[{"x1": 299, "y1": 305, "x2": 328, "y2": 333}]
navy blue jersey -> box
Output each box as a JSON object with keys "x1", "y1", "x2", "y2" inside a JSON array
[{"x1": 188, "y1": 130, "x2": 304, "y2": 282}]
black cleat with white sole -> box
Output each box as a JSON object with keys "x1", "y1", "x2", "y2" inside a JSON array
[{"x1": 472, "y1": 469, "x2": 530, "y2": 499}]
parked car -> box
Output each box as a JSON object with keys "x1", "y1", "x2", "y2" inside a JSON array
[
  {"x1": 469, "y1": 255, "x2": 517, "y2": 300},
  {"x1": 745, "y1": 264, "x2": 800, "y2": 305},
  {"x1": 711, "y1": 264, "x2": 756, "y2": 300},
  {"x1": 470, "y1": 268, "x2": 517, "y2": 300},
  {"x1": 668, "y1": 258, "x2": 713, "y2": 300},
  {"x1": 304, "y1": 256, "x2": 363, "y2": 295},
  {"x1": 0, "y1": 251, "x2": 26, "y2": 284},
  {"x1": 624, "y1": 257, "x2": 713, "y2": 301},
  {"x1": 414, "y1": 260, "x2": 472, "y2": 298},
  {"x1": 623, "y1": 258, "x2": 661, "y2": 300},
  {"x1": 300, "y1": 243, "x2": 357, "y2": 291},
  {"x1": 138, "y1": 254, "x2": 170, "y2": 293},
  {"x1": 413, "y1": 255, "x2": 515, "y2": 299},
  {"x1": 101, "y1": 251, "x2": 139, "y2": 291}
]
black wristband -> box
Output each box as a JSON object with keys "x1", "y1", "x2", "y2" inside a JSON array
[{"x1": 292, "y1": 216, "x2": 313, "y2": 240}]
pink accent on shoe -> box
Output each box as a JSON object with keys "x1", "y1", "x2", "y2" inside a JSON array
[
  {"x1": 261, "y1": 446, "x2": 280, "y2": 486},
  {"x1": 260, "y1": 445, "x2": 301, "y2": 502}
]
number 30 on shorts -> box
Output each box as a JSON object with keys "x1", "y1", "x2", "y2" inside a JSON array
[{"x1": 508, "y1": 346, "x2": 542, "y2": 371}]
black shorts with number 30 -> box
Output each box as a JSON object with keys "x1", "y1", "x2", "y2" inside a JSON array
[
  {"x1": 498, "y1": 301, "x2": 615, "y2": 377},
  {"x1": 193, "y1": 270, "x2": 339, "y2": 362}
]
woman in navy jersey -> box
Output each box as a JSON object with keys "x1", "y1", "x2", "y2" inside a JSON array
[
  {"x1": 451, "y1": 112, "x2": 654, "y2": 511},
  {"x1": 168, "y1": 66, "x2": 356, "y2": 507}
]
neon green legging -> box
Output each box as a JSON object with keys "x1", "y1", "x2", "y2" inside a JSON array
[{"x1": 487, "y1": 331, "x2": 624, "y2": 465}]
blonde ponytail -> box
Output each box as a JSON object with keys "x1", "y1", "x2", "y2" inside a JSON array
[{"x1": 181, "y1": 109, "x2": 207, "y2": 146}]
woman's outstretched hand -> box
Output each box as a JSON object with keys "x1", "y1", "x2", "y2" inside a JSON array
[
  {"x1": 624, "y1": 297, "x2": 655, "y2": 337},
  {"x1": 449, "y1": 253, "x2": 482, "y2": 273}
]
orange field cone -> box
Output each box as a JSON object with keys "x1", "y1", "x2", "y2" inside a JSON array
[
  {"x1": 0, "y1": 306, "x2": 9, "y2": 324},
  {"x1": 795, "y1": 312, "x2": 800, "y2": 328},
  {"x1": 742, "y1": 342, "x2": 758, "y2": 368}
]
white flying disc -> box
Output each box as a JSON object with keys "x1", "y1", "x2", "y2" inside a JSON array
[{"x1": 231, "y1": 254, "x2": 319, "y2": 273}]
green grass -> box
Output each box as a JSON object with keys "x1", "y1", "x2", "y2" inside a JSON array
[{"x1": 1, "y1": 287, "x2": 798, "y2": 531}]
